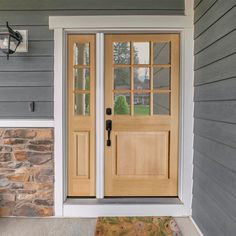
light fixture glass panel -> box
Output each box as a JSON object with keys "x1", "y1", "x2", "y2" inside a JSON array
[
  {"x1": 74, "y1": 43, "x2": 89, "y2": 65},
  {"x1": 113, "y1": 42, "x2": 130, "y2": 64},
  {"x1": 74, "y1": 68, "x2": 90, "y2": 90},
  {"x1": 153, "y1": 68, "x2": 170, "y2": 90},
  {"x1": 74, "y1": 93, "x2": 90, "y2": 115},
  {"x1": 133, "y1": 42, "x2": 150, "y2": 64},
  {"x1": 134, "y1": 93, "x2": 150, "y2": 115},
  {"x1": 114, "y1": 93, "x2": 131, "y2": 115},
  {"x1": 153, "y1": 93, "x2": 170, "y2": 115},
  {"x1": 134, "y1": 67, "x2": 150, "y2": 90},
  {"x1": 153, "y1": 42, "x2": 170, "y2": 64},
  {"x1": 114, "y1": 67, "x2": 131, "y2": 90}
]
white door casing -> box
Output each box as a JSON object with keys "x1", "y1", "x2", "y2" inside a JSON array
[{"x1": 50, "y1": 15, "x2": 194, "y2": 217}]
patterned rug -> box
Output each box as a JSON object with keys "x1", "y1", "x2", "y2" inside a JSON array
[{"x1": 95, "y1": 217, "x2": 182, "y2": 236}]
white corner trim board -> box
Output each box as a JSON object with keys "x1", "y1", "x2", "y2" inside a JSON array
[{"x1": 50, "y1": 14, "x2": 194, "y2": 217}]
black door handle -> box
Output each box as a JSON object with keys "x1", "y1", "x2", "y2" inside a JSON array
[{"x1": 106, "y1": 120, "x2": 112, "y2": 146}]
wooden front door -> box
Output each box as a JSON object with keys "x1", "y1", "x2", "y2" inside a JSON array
[
  {"x1": 67, "y1": 35, "x2": 96, "y2": 197},
  {"x1": 104, "y1": 34, "x2": 180, "y2": 196}
]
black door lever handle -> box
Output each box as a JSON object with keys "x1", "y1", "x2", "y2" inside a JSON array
[{"x1": 106, "y1": 120, "x2": 112, "y2": 146}]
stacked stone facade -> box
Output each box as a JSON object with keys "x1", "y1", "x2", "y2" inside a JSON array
[{"x1": 0, "y1": 128, "x2": 54, "y2": 217}]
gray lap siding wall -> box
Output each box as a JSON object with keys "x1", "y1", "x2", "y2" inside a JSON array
[{"x1": 192, "y1": 0, "x2": 236, "y2": 235}]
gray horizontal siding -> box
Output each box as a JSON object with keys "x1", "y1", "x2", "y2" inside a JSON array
[
  {"x1": 0, "y1": 41, "x2": 54, "y2": 57},
  {"x1": 0, "y1": 102, "x2": 53, "y2": 118},
  {"x1": 193, "y1": 0, "x2": 236, "y2": 235},
  {"x1": 194, "y1": 101, "x2": 236, "y2": 123},
  {"x1": 0, "y1": 0, "x2": 184, "y2": 11},
  {"x1": 194, "y1": 5, "x2": 236, "y2": 54},
  {"x1": 0, "y1": 72, "x2": 53, "y2": 87},
  {"x1": 194, "y1": 118, "x2": 236, "y2": 147},
  {"x1": 0, "y1": 1, "x2": 184, "y2": 119},
  {"x1": 193, "y1": 161, "x2": 236, "y2": 220},
  {"x1": 0, "y1": 87, "x2": 53, "y2": 102},
  {"x1": 0, "y1": 57, "x2": 53, "y2": 72},
  {"x1": 194, "y1": 53, "x2": 236, "y2": 86},
  {"x1": 194, "y1": 78, "x2": 236, "y2": 101},
  {"x1": 194, "y1": 0, "x2": 236, "y2": 39}
]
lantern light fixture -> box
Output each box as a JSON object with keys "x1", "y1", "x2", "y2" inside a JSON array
[{"x1": 0, "y1": 22, "x2": 26, "y2": 59}]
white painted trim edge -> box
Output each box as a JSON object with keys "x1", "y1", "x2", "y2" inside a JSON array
[
  {"x1": 96, "y1": 33, "x2": 105, "y2": 199},
  {"x1": 64, "y1": 204, "x2": 187, "y2": 218},
  {"x1": 49, "y1": 15, "x2": 193, "y2": 29},
  {"x1": 185, "y1": 0, "x2": 194, "y2": 16},
  {"x1": 190, "y1": 217, "x2": 204, "y2": 236},
  {"x1": 0, "y1": 120, "x2": 54, "y2": 127},
  {"x1": 54, "y1": 28, "x2": 64, "y2": 216}
]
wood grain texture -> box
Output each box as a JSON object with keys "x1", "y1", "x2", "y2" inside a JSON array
[
  {"x1": 74, "y1": 132, "x2": 90, "y2": 178},
  {"x1": 67, "y1": 35, "x2": 96, "y2": 197},
  {"x1": 105, "y1": 34, "x2": 179, "y2": 197},
  {"x1": 116, "y1": 132, "x2": 169, "y2": 177}
]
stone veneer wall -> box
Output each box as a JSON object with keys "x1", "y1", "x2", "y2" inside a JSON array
[{"x1": 0, "y1": 128, "x2": 54, "y2": 217}]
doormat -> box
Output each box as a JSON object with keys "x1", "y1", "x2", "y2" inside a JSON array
[{"x1": 95, "y1": 217, "x2": 182, "y2": 236}]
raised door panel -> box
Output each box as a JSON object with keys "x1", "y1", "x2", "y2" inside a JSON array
[
  {"x1": 116, "y1": 131, "x2": 169, "y2": 177},
  {"x1": 73, "y1": 132, "x2": 90, "y2": 179}
]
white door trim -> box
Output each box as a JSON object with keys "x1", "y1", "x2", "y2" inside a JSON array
[{"x1": 50, "y1": 15, "x2": 194, "y2": 217}]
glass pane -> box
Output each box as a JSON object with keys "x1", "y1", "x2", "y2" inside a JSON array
[
  {"x1": 74, "y1": 93, "x2": 90, "y2": 115},
  {"x1": 134, "y1": 68, "x2": 150, "y2": 90},
  {"x1": 153, "y1": 68, "x2": 170, "y2": 90},
  {"x1": 74, "y1": 43, "x2": 89, "y2": 65},
  {"x1": 134, "y1": 93, "x2": 150, "y2": 115},
  {"x1": 153, "y1": 42, "x2": 170, "y2": 64},
  {"x1": 74, "y1": 68, "x2": 90, "y2": 90},
  {"x1": 114, "y1": 93, "x2": 130, "y2": 115},
  {"x1": 133, "y1": 42, "x2": 150, "y2": 64},
  {"x1": 114, "y1": 67, "x2": 131, "y2": 90},
  {"x1": 153, "y1": 93, "x2": 170, "y2": 115},
  {"x1": 113, "y1": 42, "x2": 130, "y2": 64}
]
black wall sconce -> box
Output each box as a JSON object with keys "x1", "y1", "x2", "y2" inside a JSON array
[{"x1": 0, "y1": 22, "x2": 24, "y2": 59}]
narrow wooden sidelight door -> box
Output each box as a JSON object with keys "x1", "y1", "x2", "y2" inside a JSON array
[
  {"x1": 104, "y1": 34, "x2": 180, "y2": 196},
  {"x1": 67, "y1": 35, "x2": 95, "y2": 197}
]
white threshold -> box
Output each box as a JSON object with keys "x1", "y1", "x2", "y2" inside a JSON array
[
  {"x1": 64, "y1": 199, "x2": 187, "y2": 217},
  {"x1": 50, "y1": 14, "x2": 194, "y2": 217}
]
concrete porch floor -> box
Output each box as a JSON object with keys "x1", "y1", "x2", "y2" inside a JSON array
[{"x1": 0, "y1": 217, "x2": 200, "y2": 236}]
